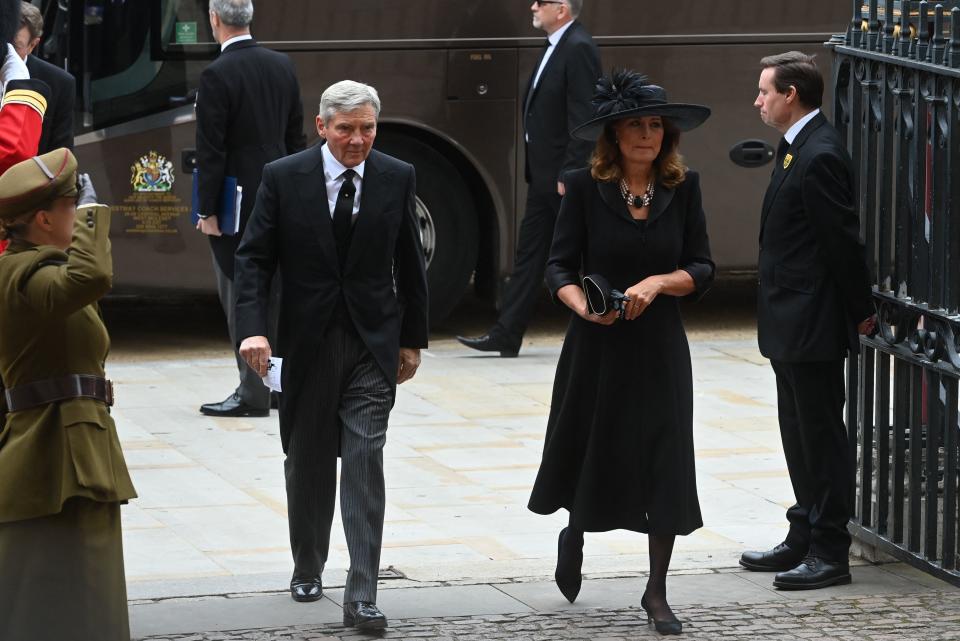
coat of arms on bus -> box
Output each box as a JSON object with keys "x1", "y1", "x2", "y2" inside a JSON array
[{"x1": 130, "y1": 151, "x2": 175, "y2": 192}]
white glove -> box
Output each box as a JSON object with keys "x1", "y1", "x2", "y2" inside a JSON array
[{"x1": 0, "y1": 43, "x2": 29, "y2": 95}]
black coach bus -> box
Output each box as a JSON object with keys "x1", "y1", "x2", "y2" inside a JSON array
[{"x1": 40, "y1": 0, "x2": 849, "y2": 322}]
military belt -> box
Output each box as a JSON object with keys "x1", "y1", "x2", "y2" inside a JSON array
[{"x1": 4, "y1": 374, "x2": 114, "y2": 412}]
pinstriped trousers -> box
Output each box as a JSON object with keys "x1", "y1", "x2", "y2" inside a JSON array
[{"x1": 284, "y1": 320, "x2": 394, "y2": 603}]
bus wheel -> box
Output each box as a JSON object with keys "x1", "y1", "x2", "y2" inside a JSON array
[{"x1": 375, "y1": 133, "x2": 479, "y2": 326}]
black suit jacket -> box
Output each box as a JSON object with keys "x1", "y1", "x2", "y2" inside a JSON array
[
  {"x1": 25, "y1": 55, "x2": 74, "y2": 153},
  {"x1": 757, "y1": 112, "x2": 874, "y2": 362},
  {"x1": 234, "y1": 146, "x2": 429, "y2": 451},
  {"x1": 196, "y1": 39, "x2": 306, "y2": 278},
  {"x1": 523, "y1": 20, "x2": 600, "y2": 191}
]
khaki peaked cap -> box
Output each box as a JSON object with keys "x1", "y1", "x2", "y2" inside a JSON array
[{"x1": 0, "y1": 148, "x2": 78, "y2": 220}]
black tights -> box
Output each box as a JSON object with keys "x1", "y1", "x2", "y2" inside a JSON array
[
  {"x1": 644, "y1": 534, "x2": 676, "y2": 619},
  {"x1": 567, "y1": 518, "x2": 676, "y2": 619}
]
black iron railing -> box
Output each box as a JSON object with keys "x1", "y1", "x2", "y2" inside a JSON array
[{"x1": 830, "y1": 0, "x2": 960, "y2": 586}]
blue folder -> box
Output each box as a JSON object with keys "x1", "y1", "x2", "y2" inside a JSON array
[{"x1": 191, "y1": 169, "x2": 242, "y2": 235}]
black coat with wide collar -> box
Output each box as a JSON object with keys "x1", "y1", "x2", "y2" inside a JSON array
[
  {"x1": 757, "y1": 112, "x2": 874, "y2": 362},
  {"x1": 234, "y1": 146, "x2": 429, "y2": 452},
  {"x1": 545, "y1": 167, "x2": 714, "y2": 303},
  {"x1": 196, "y1": 38, "x2": 307, "y2": 278}
]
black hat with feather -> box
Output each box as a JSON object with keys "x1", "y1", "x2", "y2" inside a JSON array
[
  {"x1": 572, "y1": 69, "x2": 711, "y2": 141},
  {"x1": 0, "y1": 0, "x2": 20, "y2": 46}
]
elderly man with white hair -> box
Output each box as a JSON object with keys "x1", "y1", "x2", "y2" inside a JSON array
[{"x1": 235, "y1": 80, "x2": 429, "y2": 630}]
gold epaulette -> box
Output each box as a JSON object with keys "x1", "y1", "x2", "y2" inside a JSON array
[{"x1": 2, "y1": 89, "x2": 47, "y2": 118}]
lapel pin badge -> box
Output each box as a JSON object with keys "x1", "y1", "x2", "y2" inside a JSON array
[{"x1": 783, "y1": 153, "x2": 794, "y2": 170}]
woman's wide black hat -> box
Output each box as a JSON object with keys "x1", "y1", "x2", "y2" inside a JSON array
[{"x1": 572, "y1": 69, "x2": 711, "y2": 141}]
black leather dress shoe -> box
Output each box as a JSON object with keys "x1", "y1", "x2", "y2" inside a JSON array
[
  {"x1": 456, "y1": 333, "x2": 519, "y2": 357},
  {"x1": 555, "y1": 527, "x2": 584, "y2": 603},
  {"x1": 200, "y1": 393, "x2": 269, "y2": 417},
  {"x1": 739, "y1": 542, "x2": 806, "y2": 572},
  {"x1": 289, "y1": 577, "x2": 323, "y2": 602},
  {"x1": 343, "y1": 601, "x2": 387, "y2": 630},
  {"x1": 773, "y1": 556, "x2": 851, "y2": 590}
]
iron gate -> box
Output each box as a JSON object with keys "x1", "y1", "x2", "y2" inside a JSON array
[{"x1": 830, "y1": 0, "x2": 960, "y2": 585}]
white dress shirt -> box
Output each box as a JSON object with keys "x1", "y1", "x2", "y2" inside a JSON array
[
  {"x1": 322, "y1": 143, "x2": 364, "y2": 218},
  {"x1": 532, "y1": 20, "x2": 573, "y2": 89},
  {"x1": 220, "y1": 33, "x2": 253, "y2": 52},
  {"x1": 526, "y1": 20, "x2": 574, "y2": 143},
  {"x1": 784, "y1": 108, "x2": 820, "y2": 144}
]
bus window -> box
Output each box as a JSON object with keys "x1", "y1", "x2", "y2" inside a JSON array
[
  {"x1": 155, "y1": 0, "x2": 218, "y2": 57},
  {"x1": 70, "y1": 0, "x2": 211, "y2": 131}
]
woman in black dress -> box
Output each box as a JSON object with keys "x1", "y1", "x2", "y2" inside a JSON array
[{"x1": 527, "y1": 70, "x2": 713, "y2": 635}]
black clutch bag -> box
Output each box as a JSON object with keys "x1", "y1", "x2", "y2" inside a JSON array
[{"x1": 582, "y1": 274, "x2": 629, "y2": 318}]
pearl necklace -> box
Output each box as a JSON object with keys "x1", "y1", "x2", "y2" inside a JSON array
[{"x1": 619, "y1": 178, "x2": 655, "y2": 208}]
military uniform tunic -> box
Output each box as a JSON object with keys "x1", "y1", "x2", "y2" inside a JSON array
[{"x1": 0, "y1": 205, "x2": 136, "y2": 641}]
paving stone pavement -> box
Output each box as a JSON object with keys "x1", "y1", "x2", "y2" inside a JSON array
[
  {"x1": 107, "y1": 298, "x2": 960, "y2": 641},
  {"x1": 137, "y1": 589, "x2": 960, "y2": 641},
  {"x1": 111, "y1": 334, "x2": 797, "y2": 599}
]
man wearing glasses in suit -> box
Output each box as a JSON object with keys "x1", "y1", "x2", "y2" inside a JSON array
[{"x1": 458, "y1": 0, "x2": 600, "y2": 357}]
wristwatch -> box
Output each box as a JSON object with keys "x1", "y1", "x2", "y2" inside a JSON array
[{"x1": 197, "y1": 213, "x2": 211, "y2": 219}]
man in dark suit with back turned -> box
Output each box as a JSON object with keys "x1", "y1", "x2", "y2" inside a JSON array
[
  {"x1": 195, "y1": 0, "x2": 305, "y2": 417},
  {"x1": 14, "y1": 1, "x2": 73, "y2": 153},
  {"x1": 457, "y1": 0, "x2": 599, "y2": 357},
  {"x1": 235, "y1": 80, "x2": 428, "y2": 629},
  {"x1": 740, "y1": 51, "x2": 876, "y2": 590}
]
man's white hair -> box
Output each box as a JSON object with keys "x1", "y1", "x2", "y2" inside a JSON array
[
  {"x1": 210, "y1": 0, "x2": 253, "y2": 27},
  {"x1": 320, "y1": 80, "x2": 382, "y2": 124}
]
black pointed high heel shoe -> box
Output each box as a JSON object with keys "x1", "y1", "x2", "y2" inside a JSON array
[
  {"x1": 554, "y1": 526, "x2": 583, "y2": 603},
  {"x1": 640, "y1": 594, "x2": 682, "y2": 635}
]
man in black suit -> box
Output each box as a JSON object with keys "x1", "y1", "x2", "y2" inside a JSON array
[
  {"x1": 457, "y1": 0, "x2": 599, "y2": 357},
  {"x1": 740, "y1": 51, "x2": 876, "y2": 590},
  {"x1": 195, "y1": 0, "x2": 306, "y2": 418},
  {"x1": 235, "y1": 80, "x2": 428, "y2": 629},
  {"x1": 13, "y1": 1, "x2": 73, "y2": 153}
]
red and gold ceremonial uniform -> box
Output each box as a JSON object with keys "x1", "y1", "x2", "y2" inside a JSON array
[{"x1": 0, "y1": 78, "x2": 48, "y2": 254}]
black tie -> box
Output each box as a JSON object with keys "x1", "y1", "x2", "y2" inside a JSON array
[
  {"x1": 332, "y1": 169, "x2": 357, "y2": 265},
  {"x1": 776, "y1": 138, "x2": 789, "y2": 166}
]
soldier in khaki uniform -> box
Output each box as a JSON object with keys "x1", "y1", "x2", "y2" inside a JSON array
[{"x1": 0, "y1": 148, "x2": 137, "y2": 641}]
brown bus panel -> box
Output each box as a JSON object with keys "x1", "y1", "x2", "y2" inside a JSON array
[{"x1": 207, "y1": 1, "x2": 850, "y2": 44}]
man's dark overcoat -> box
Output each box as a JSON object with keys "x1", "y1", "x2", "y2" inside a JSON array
[
  {"x1": 522, "y1": 20, "x2": 600, "y2": 190},
  {"x1": 527, "y1": 167, "x2": 714, "y2": 535},
  {"x1": 196, "y1": 39, "x2": 306, "y2": 278},
  {"x1": 25, "y1": 54, "x2": 74, "y2": 153},
  {"x1": 757, "y1": 112, "x2": 873, "y2": 362},
  {"x1": 234, "y1": 146, "x2": 429, "y2": 452}
]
